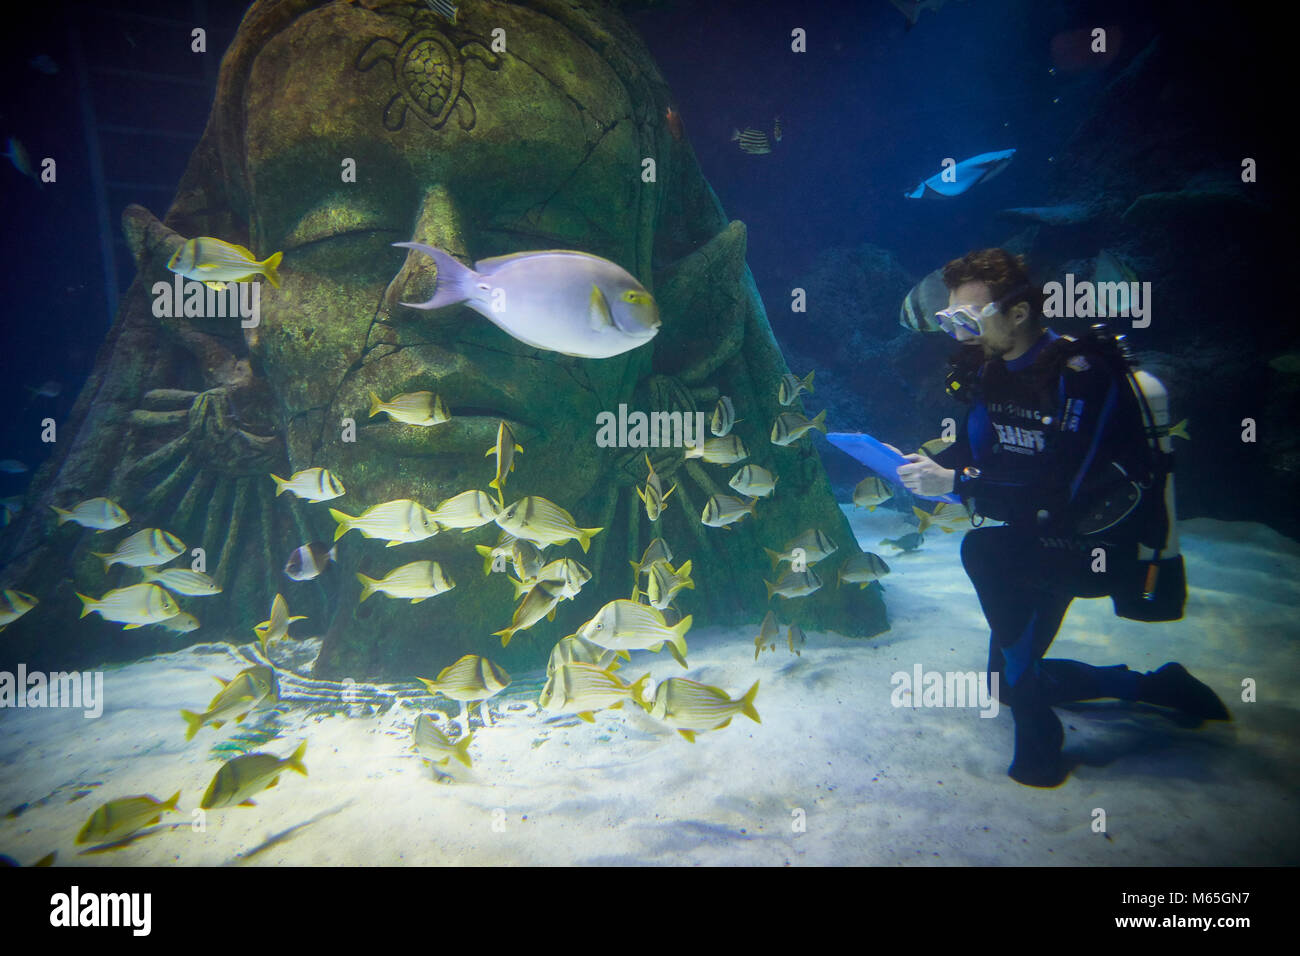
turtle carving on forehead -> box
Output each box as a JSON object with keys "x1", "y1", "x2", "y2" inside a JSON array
[{"x1": 356, "y1": 9, "x2": 500, "y2": 132}]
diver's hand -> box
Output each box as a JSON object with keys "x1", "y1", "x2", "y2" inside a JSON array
[{"x1": 897, "y1": 454, "x2": 956, "y2": 496}]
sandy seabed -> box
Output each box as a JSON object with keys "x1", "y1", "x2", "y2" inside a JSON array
[{"x1": 1, "y1": 506, "x2": 1296, "y2": 866}]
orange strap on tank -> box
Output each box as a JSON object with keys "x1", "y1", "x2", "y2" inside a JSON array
[{"x1": 1141, "y1": 562, "x2": 1160, "y2": 599}]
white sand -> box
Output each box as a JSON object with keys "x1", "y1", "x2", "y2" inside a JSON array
[{"x1": 1, "y1": 509, "x2": 1296, "y2": 866}]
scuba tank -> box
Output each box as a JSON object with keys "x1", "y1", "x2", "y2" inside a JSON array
[{"x1": 1075, "y1": 324, "x2": 1186, "y2": 621}]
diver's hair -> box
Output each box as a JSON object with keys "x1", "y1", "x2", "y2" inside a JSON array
[{"x1": 941, "y1": 249, "x2": 1041, "y2": 327}]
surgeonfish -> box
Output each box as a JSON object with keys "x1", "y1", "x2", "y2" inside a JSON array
[
  {"x1": 91, "y1": 528, "x2": 185, "y2": 570},
  {"x1": 412, "y1": 713, "x2": 473, "y2": 768},
  {"x1": 253, "y1": 593, "x2": 306, "y2": 653},
  {"x1": 200, "y1": 741, "x2": 308, "y2": 809},
  {"x1": 428, "y1": 490, "x2": 500, "y2": 530},
  {"x1": 728, "y1": 464, "x2": 777, "y2": 498},
  {"x1": 647, "y1": 677, "x2": 761, "y2": 742},
  {"x1": 284, "y1": 541, "x2": 337, "y2": 581},
  {"x1": 837, "y1": 551, "x2": 891, "y2": 588},
  {"x1": 270, "y1": 467, "x2": 345, "y2": 503},
  {"x1": 141, "y1": 567, "x2": 222, "y2": 596},
  {"x1": 356, "y1": 560, "x2": 454, "y2": 604},
  {"x1": 49, "y1": 497, "x2": 129, "y2": 531},
  {"x1": 906, "y1": 148, "x2": 1016, "y2": 199},
  {"x1": 701, "y1": 494, "x2": 758, "y2": 529},
  {"x1": 367, "y1": 390, "x2": 450, "y2": 427},
  {"x1": 731, "y1": 127, "x2": 772, "y2": 155},
  {"x1": 771, "y1": 409, "x2": 827, "y2": 446},
  {"x1": 76, "y1": 792, "x2": 181, "y2": 845},
  {"x1": 77, "y1": 584, "x2": 179, "y2": 628},
  {"x1": 853, "y1": 476, "x2": 894, "y2": 510},
  {"x1": 493, "y1": 580, "x2": 564, "y2": 647},
  {"x1": 547, "y1": 634, "x2": 625, "y2": 676},
  {"x1": 778, "y1": 371, "x2": 815, "y2": 405},
  {"x1": 167, "y1": 236, "x2": 283, "y2": 290},
  {"x1": 755, "y1": 610, "x2": 780, "y2": 660},
  {"x1": 180, "y1": 665, "x2": 279, "y2": 741},
  {"x1": 495, "y1": 495, "x2": 602, "y2": 552},
  {"x1": 711, "y1": 396, "x2": 739, "y2": 436},
  {"x1": 486, "y1": 421, "x2": 523, "y2": 507},
  {"x1": 0, "y1": 589, "x2": 38, "y2": 631},
  {"x1": 392, "y1": 243, "x2": 660, "y2": 359},
  {"x1": 764, "y1": 529, "x2": 837, "y2": 570},
  {"x1": 539, "y1": 661, "x2": 652, "y2": 722},
  {"x1": 763, "y1": 568, "x2": 823, "y2": 601},
  {"x1": 577, "y1": 599, "x2": 691, "y2": 668},
  {"x1": 416, "y1": 654, "x2": 511, "y2": 703},
  {"x1": 329, "y1": 499, "x2": 439, "y2": 546},
  {"x1": 683, "y1": 434, "x2": 748, "y2": 465},
  {"x1": 787, "y1": 624, "x2": 806, "y2": 656}
]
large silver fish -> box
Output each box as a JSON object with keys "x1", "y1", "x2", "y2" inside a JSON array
[{"x1": 393, "y1": 243, "x2": 660, "y2": 359}]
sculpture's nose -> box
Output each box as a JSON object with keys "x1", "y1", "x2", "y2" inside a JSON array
[{"x1": 384, "y1": 184, "x2": 469, "y2": 316}]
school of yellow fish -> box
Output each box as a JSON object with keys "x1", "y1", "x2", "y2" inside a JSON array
[{"x1": 14, "y1": 364, "x2": 938, "y2": 852}]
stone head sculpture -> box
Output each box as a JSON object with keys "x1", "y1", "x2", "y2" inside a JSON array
[{"x1": 0, "y1": 0, "x2": 886, "y2": 678}]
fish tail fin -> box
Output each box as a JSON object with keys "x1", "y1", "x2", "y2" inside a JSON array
[
  {"x1": 287, "y1": 740, "x2": 309, "y2": 776},
  {"x1": 628, "y1": 673, "x2": 653, "y2": 707},
  {"x1": 356, "y1": 573, "x2": 376, "y2": 603},
  {"x1": 368, "y1": 391, "x2": 384, "y2": 419},
  {"x1": 493, "y1": 625, "x2": 516, "y2": 647},
  {"x1": 270, "y1": 474, "x2": 288, "y2": 496},
  {"x1": 811, "y1": 408, "x2": 827, "y2": 432},
  {"x1": 162, "y1": 790, "x2": 182, "y2": 812},
  {"x1": 50, "y1": 505, "x2": 71, "y2": 524},
  {"x1": 180, "y1": 710, "x2": 204, "y2": 741},
  {"x1": 329, "y1": 508, "x2": 353, "y2": 541},
  {"x1": 475, "y1": 545, "x2": 493, "y2": 575},
  {"x1": 803, "y1": 369, "x2": 816, "y2": 393},
  {"x1": 391, "y1": 242, "x2": 474, "y2": 310},
  {"x1": 763, "y1": 547, "x2": 781, "y2": 571},
  {"x1": 76, "y1": 593, "x2": 96, "y2": 618},
  {"x1": 577, "y1": 527, "x2": 603, "y2": 553},
  {"x1": 741, "y1": 680, "x2": 761, "y2": 724},
  {"x1": 678, "y1": 729, "x2": 696, "y2": 742},
  {"x1": 671, "y1": 614, "x2": 691, "y2": 650},
  {"x1": 260, "y1": 250, "x2": 283, "y2": 288},
  {"x1": 453, "y1": 733, "x2": 474, "y2": 768},
  {"x1": 764, "y1": 579, "x2": 775, "y2": 601}
]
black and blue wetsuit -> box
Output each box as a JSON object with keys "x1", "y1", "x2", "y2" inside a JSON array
[{"x1": 931, "y1": 328, "x2": 1225, "y2": 785}]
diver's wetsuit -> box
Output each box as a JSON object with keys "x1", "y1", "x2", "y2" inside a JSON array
[{"x1": 932, "y1": 328, "x2": 1148, "y2": 783}]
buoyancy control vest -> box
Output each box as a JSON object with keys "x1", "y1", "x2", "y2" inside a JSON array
[{"x1": 945, "y1": 324, "x2": 1186, "y2": 621}]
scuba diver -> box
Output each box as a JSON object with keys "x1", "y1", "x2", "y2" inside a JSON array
[{"x1": 894, "y1": 248, "x2": 1229, "y2": 787}]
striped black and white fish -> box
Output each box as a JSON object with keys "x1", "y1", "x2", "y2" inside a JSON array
[{"x1": 731, "y1": 127, "x2": 772, "y2": 155}]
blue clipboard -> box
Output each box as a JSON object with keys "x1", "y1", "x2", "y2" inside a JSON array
[{"x1": 826, "y1": 432, "x2": 962, "y2": 504}]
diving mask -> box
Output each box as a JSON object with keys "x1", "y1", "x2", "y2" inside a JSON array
[{"x1": 935, "y1": 301, "x2": 999, "y2": 338}]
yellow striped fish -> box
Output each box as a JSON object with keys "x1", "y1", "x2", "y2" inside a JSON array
[
  {"x1": 412, "y1": 713, "x2": 474, "y2": 768},
  {"x1": 357, "y1": 560, "x2": 454, "y2": 603},
  {"x1": 270, "y1": 467, "x2": 345, "y2": 502},
  {"x1": 494, "y1": 580, "x2": 563, "y2": 647},
  {"x1": 486, "y1": 421, "x2": 523, "y2": 506},
  {"x1": 770, "y1": 409, "x2": 827, "y2": 445},
  {"x1": 648, "y1": 677, "x2": 761, "y2": 742},
  {"x1": 547, "y1": 634, "x2": 626, "y2": 676},
  {"x1": 754, "y1": 610, "x2": 780, "y2": 660},
  {"x1": 77, "y1": 791, "x2": 181, "y2": 845},
  {"x1": 428, "y1": 490, "x2": 499, "y2": 530},
  {"x1": 253, "y1": 593, "x2": 306, "y2": 653},
  {"x1": 684, "y1": 434, "x2": 748, "y2": 465},
  {"x1": 0, "y1": 589, "x2": 37, "y2": 631},
  {"x1": 495, "y1": 495, "x2": 602, "y2": 552},
  {"x1": 77, "y1": 583, "x2": 179, "y2": 629},
  {"x1": 91, "y1": 528, "x2": 185, "y2": 570},
  {"x1": 778, "y1": 370, "x2": 815, "y2": 405},
  {"x1": 180, "y1": 665, "x2": 278, "y2": 741},
  {"x1": 50, "y1": 496, "x2": 129, "y2": 531},
  {"x1": 416, "y1": 654, "x2": 511, "y2": 702},
  {"x1": 577, "y1": 599, "x2": 690, "y2": 667},
  {"x1": 367, "y1": 390, "x2": 450, "y2": 427},
  {"x1": 764, "y1": 568, "x2": 823, "y2": 600},
  {"x1": 701, "y1": 494, "x2": 758, "y2": 528},
  {"x1": 329, "y1": 499, "x2": 439, "y2": 545},
  {"x1": 167, "y1": 236, "x2": 282, "y2": 290},
  {"x1": 764, "y1": 529, "x2": 837, "y2": 570},
  {"x1": 538, "y1": 661, "x2": 651, "y2": 722}
]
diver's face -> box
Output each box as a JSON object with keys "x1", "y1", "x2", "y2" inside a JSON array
[
  {"x1": 241, "y1": 4, "x2": 650, "y2": 513},
  {"x1": 948, "y1": 281, "x2": 1014, "y2": 358}
]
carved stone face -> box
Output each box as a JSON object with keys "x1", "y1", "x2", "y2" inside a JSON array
[{"x1": 242, "y1": 2, "x2": 650, "y2": 518}]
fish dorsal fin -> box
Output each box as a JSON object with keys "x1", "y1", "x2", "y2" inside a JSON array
[
  {"x1": 588, "y1": 284, "x2": 614, "y2": 330},
  {"x1": 475, "y1": 249, "x2": 608, "y2": 274},
  {"x1": 229, "y1": 242, "x2": 256, "y2": 259}
]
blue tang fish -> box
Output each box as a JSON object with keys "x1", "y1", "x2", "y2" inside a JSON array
[{"x1": 905, "y1": 148, "x2": 1016, "y2": 199}]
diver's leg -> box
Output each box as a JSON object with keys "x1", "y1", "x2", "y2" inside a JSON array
[{"x1": 963, "y1": 528, "x2": 1068, "y2": 786}]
